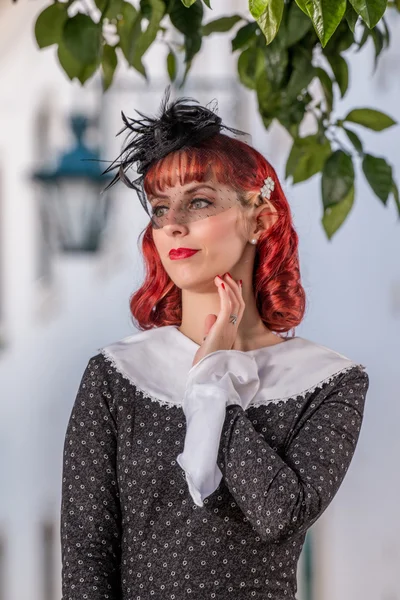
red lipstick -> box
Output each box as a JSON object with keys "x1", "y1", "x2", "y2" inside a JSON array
[{"x1": 169, "y1": 248, "x2": 200, "y2": 260}]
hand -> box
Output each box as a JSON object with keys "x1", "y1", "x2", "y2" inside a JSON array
[{"x1": 191, "y1": 273, "x2": 245, "y2": 368}]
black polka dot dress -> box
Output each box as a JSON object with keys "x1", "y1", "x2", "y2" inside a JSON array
[{"x1": 60, "y1": 326, "x2": 369, "y2": 599}]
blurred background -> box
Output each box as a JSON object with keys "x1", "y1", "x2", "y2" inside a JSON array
[{"x1": 0, "y1": 0, "x2": 399, "y2": 599}]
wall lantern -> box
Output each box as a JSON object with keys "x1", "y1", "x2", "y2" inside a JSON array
[{"x1": 32, "y1": 114, "x2": 113, "y2": 253}]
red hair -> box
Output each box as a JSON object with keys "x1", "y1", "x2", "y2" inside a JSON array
[{"x1": 129, "y1": 133, "x2": 306, "y2": 336}]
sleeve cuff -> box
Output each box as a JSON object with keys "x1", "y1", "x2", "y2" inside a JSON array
[
  {"x1": 177, "y1": 350, "x2": 260, "y2": 506},
  {"x1": 186, "y1": 349, "x2": 260, "y2": 409}
]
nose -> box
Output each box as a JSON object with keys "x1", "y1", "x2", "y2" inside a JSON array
[{"x1": 155, "y1": 210, "x2": 191, "y2": 231}]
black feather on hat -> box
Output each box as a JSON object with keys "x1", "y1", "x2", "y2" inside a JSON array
[{"x1": 100, "y1": 85, "x2": 248, "y2": 217}]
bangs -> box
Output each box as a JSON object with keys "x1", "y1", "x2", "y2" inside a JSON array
[{"x1": 143, "y1": 144, "x2": 236, "y2": 198}]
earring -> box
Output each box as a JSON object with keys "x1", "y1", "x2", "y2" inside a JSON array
[{"x1": 250, "y1": 239, "x2": 257, "y2": 245}]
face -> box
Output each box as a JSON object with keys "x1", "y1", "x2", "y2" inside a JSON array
[{"x1": 149, "y1": 178, "x2": 253, "y2": 289}]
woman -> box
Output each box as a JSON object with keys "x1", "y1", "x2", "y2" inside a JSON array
[{"x1": 60, "y1": 87, "x2": 369, "y2": 600}]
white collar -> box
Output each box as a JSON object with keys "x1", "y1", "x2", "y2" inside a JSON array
[{"x1": 98, "y1": 325, "x2": 364, "y2": 409}]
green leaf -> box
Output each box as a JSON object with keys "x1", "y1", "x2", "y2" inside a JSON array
[
  {"x1": 277, "y1": 101, "x2": 307, "y2": 136},
  {"x1": 321, "y1": 150, "x2": 355, "y2": 208},
  {"x1": 180, "y1": 29, "x2": 202, "y2": 86},
  {"x1": 179, "y1": 32, "x2": 202, "y2": 86},
  {"x1": 256, "y1": 73, "x2": 282, "y2": 119},
  {"x1": 238, "y1": 46, "x2": 265, "y2": 89},
  {"x1": 315, "y1": 67, "x2": 333, "y2": 113},
  {"x1": 231, "y1": 22, "x2": 258, "y2": 51},
  {"x1": 286, "y1": 1, "x2": 312, "y2": 46},
  {"x1": 169, "y1": 0, "x2": 203, "y2": 35},
  {"x1": 117, "y1": 4, "x2": 141, "y2": 67},
  {"x1": 295, "y1": 0, "x2": 347, "y2": 46},
  {"x1": 167, "y1": 49, "x2": 177, "y2": 81},
  {"x1": 344, "y1": 2, "x2": 359, "y2": 32},
  {"x1": 381, "y1": 16, "x2": 390, "y2": 47},
  {"x1": 139, "y1": 0, "x2": 153, "y2": 18},
  {"x1": 344, "y1": 108, "x2": 397, "y2": 131},
  {"x1": 57, "y1": 39, "x2": 100, "y2": 84},
  {"x1": 202, "y1": 0, "x2": 212, "y2": 7},
  {"x1": 35, "y1": 3, "x2": 69, "y2": 49},
  {"x1": 362, "y1": 154, "x2": 392, "y2": 203},
  {"x1": 285, "y1": 51, "x2": 315, "y2": 102},
  {"x1": 181, "y1": 0, "x2": 197, "y2": 6},
  {"x1": 101, "y1": 44, "x2": 118, "y2": 91},
  {"x1": 324, "y1": 19, "x2": 355, "y2": 52},
  {"x1": 370, "y1": 26, "x2": 384, "y2": 69},
  {"x1": 256, "y1": 0, "x2": 285, "y2": 45},
  {"x1": 63, "y1": 13, "x2": 102, "y2": 65},
  {"x1": 294, "y1": 0, "x2": 309, "y2": 16},
  {"x1": 326, "y1": 53, "x2": 349, "y2": 97},
  {"x1": 95, "y1": 0, "x2": 124, "y2": 19},
  {"x1": 391, "y1": 179, "x2": 400, "y2": 218},
  {"x1": 130, "y1": 0, "x2": 165, "y2": 76},
  {"x1": 348, "y1": 0, "x2": 387, "y2": 28},
  {"x1": 343, "y1": 127, "x2": 364, "y2": 154},
  {"x1": 322, "y1": 184, "x2": 355, "y2": 239},
  {"x1": 263, "y1": 36, "x2": 288, "y2": 88},
  {"x1": 117, "y1": 1, "x2": 138, "y2": 29},
  {"x1": 184, "y1": 30, "x2": 202, "y2": 64},
  {"x1": 202, "y1": 15, "x2": 242, "y2": 35},
  {"x1": 249, "y1": 0, "x2": 270, "y2": 19},
  {"x1": 357, "y1": 23, "x2": 370, "y2": 50},
  {"x1": 285, "y1": 134, "x2": 332, "y2": 183}
]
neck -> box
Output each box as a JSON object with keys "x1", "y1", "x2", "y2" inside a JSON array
[{"x1": 178, "y1": 283, "x2": 283, "y2": 351}]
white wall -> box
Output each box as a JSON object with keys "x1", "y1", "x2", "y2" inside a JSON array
[{"x1": 0, "y1": 1, "x2": 399, "y2": 599}]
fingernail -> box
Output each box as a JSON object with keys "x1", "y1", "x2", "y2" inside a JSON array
[
  {"x1": 226, "y1": 272, "x2": 233, "y2": 278},
  {"x1": 239, "y1": 280, "x2": 242, "y2": 286},
  {"x1": 221, "y1": 283, "x2": 225, "y2": 289}
]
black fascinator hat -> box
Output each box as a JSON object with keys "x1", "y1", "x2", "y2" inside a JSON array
[{"x1": 101, "y1": 85, "x2": 249, "y2": 220}]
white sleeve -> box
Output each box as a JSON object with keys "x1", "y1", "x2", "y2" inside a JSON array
[{"x1": 176, "y1": 350, "x2": 260, "y2": 507}]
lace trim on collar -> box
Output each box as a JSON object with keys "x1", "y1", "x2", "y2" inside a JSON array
[
  {"x1": 101, "y1": 348, "x2": 179, "y2": 409},
  {"x1": 100, "y1": 347, "x2": 365, "y2": 409}
]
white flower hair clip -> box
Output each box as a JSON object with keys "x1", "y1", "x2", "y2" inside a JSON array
[{"x1": 260, "y1": 176, "x2": 275, "y2": 199}]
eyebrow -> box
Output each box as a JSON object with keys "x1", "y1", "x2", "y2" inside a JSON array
[{"x1": 148, "y1": 184, "x2": 217, "y2": 203}]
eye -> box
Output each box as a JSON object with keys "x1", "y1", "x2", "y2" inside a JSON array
[
  {"x1": 191, "y1": 197, "x2": 213, "y2": 209},
  {"x1": 151, "y1": 197, "x2": 213, "y2": 217}
]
